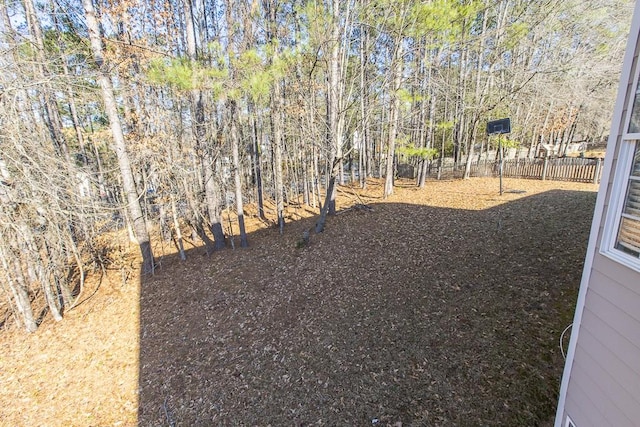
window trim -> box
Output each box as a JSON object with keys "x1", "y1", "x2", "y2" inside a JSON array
[
  {"x1": 624, "y1": 55, "x2": 640, "y2": 138},
  {"x1": 601, "y1": 139, "x2": 640, "y2": 272}
]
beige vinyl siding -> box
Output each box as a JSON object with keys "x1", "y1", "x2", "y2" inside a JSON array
[
  {"x1": 565, "y1": 387, "x2": 609, "y2": 427},
  {"x1": 592, "y1": 253, "x2": 640, "y2": 293},
  {"x1": 574, "y1": 336, "x2": 640, "y2": 418},
  {"x1": 571, "y1": 306, "x2": 640, "y2": 398},
  {"x1": 574, "y1": 325, "x2": 640, "y2": 401},
  {"x1": 563, "y1": 260, "x2": 640, "y2": 425},
  {"x1": 576, "y1": 315, "x2": 640, "y2": 385},
  {"x1": 582, "y1": 292, "x2": 640, "y2": 355},
  {"x1": 566, "y1": 331, "x2": 640, "y2": 426},
  {"x1": 589, "y1": 268, "x2": 640, "y2": 322},
  {"x1": 569, "y1": 362, "x2": 634, "y2": 426}
]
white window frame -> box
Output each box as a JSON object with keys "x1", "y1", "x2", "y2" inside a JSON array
[
  {"x1": 601, "y1": 65, "x2": 640, "y2": 272},
  {"x1": 623, "y1": 55, "x2": 640, "y2": 140},
  {"x1": 601, "y1": 141, "x2": 640, "y2": 271}
]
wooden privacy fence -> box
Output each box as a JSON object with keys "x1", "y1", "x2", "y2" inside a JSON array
[{"x1": 430, "y1": 157, "x2": 603, "y2": 184}]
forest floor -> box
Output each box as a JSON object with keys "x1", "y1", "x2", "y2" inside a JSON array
[{"x1": 0, "y1": 177, "x2": 598, "y2": 426}]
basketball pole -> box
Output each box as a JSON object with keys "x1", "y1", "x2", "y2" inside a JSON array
[{"x1": 499, "y1": 136, "x2": 503, "y2": 196}]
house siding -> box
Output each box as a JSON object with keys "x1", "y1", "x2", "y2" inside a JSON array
[
  {"x1": 563, "y1": 285, "x2": 640, "y2": 426},
  {"x1": 569, "y1": 362, "x2": 634, "y2": 426},
  {"x1": 557, "y1": 6, "x2": 640, "y2": 426},
  {"x1": 565, "y1": 387, "x2": 609, "y2": 427},
  {"x1": 575, "y1": 326, "x2": 640, "y2": 402},
  {"x1": 574, "y1": 333, "x2": 640, "y2": 417}
]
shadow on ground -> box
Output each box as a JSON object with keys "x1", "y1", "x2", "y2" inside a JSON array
[{"x1": 137, "y1": 190, "x2": 595, "y2": 426}]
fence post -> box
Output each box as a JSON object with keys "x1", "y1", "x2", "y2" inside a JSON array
[
  {"x1": 593, "y1": 158, "x2": 602, "y2": 184},
  {"x1": 542, "y1": 157, "x2": 549, "y2": 181}
]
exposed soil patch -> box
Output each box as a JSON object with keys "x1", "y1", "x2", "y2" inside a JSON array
[{"x1": 0, "y1": 178, "x2": 597, "y2": 426}]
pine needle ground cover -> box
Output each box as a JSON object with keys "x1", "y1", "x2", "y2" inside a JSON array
[{"x1": 0, "y1": 178, "x2": 597, "y2": 426}]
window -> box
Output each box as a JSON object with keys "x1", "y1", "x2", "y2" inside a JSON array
[
  {"x1": 629, "y1": 87, "x2": 640, "y2": 133},
  {"x1": 615, "y1": 142, "x2": 640, "y2": 257},
  {"x1": 601, "y1": 56, "x2": 640, "y2": 270},
  {"x1": 602, "y1": 140, "x2": 640, "y2": 270}
]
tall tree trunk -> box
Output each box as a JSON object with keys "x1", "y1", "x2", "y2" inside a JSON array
[
  {"x1": 23, "y1": 0, "x2": 70, "y2": 162},
  {"x1": 384, "y1": 41, "x2": 403, "y2": 198},
  {"x1": 418, "y1": 46, "x2": 437, "y2": 188},
  {"x1": 224, "y1": 0, "x2": 248, "y2": 247},
  {"x1": 249, "y1": 102, "x2": 266, "y2": 219},
  {"x1": 302, "y1": 145, "x2": 310, "y2": 206},
  {"x1": 205, "y1": 157, "x2": 226, "y2": 246},
  {"x1": 463, "y1": 120, "x2": 477, "y2": 179},
  {"x1": 62, "y1": 62, "x2": 87, "y2": 165},
  {"x1": 229, "y1": 102, "x2": 248, "y2": 247},
  {"x1": 0, "y1": 245, "x2": 37, "y2": 332},
  {"x1": 265, "y1": 0, "x2": 286, "y2": 234},
  {"x1": 313, "y1": 145, "x2": 321, "y2": 211},
  {"x1": 170, "y1": 196, "x2": 187, "y2": 261},
  {"x1": 19, "y1": 222, "x2": 63, "y2": 321},
  {"x1": 185, "y1": 0, "x2": 225, "y2": 250},
  {"x1": 271, "y1": 90, "x2": 286, "y2": 234},
  {"x1": 464, "y1": 8, "x2": 489, "y2": 180},
  {"x1": 82, "y1": 0, "x2": 154, "y2": 274},
  {"x1": 326, "y1": 2, "x2": 341, "y2": 214},
  {"x1": 184, "y1": 0, "x2": 197, "y2": 59},
  {"x1": 315, "y1": 158, "x2": 339, "y2": 233},
  {"x1": 359, "y1": 16, "x2": 369, "y2": 189},
  {"x1": 324, "y1": 0, "x2": 350, "y2": 214}
]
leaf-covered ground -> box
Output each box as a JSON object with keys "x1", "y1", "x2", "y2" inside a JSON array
[{"x1": 0, "y1": 178, "x2": 597, "y2": 426}]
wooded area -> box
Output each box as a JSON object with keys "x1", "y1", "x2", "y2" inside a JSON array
[{"x1": 0, "y1": 0, "x2": 633, "y2": 331}]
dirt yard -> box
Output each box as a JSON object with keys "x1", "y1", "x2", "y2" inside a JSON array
[{"x1": 0, "y1": 178, "x2": 598, "y2": 426}]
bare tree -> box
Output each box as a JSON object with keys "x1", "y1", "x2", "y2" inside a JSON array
[{"x1": 81, "y1": 0, "x2": 154, "y2": 274}]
